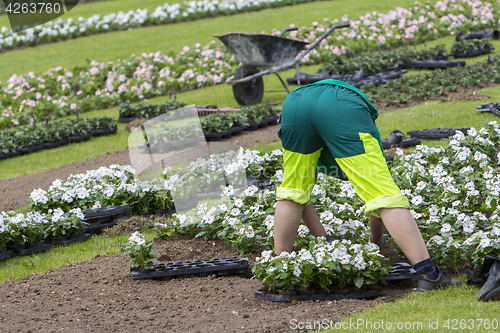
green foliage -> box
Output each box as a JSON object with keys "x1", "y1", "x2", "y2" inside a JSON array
[
  {"x1": 319, "y1": 44, "x2": 448, "y2": 74},
  {"x1": 451, "y1": 38, "x2": 495, "y2": 55},
  {"x1": 200, "y1": 111, "x2": 249, "y2": 133},
  {"x1": 123, "y1": 232, "x2": 157, "y2": 272},
  {"x1": 118, "y1": 101, "x2": 188, "y2": 118},
  {"x1": 360, "y1": 56, "x2": 500, "y2": 107},
  {"x1": 0, "y1": 116, "x2": 116, "y2": 152}
]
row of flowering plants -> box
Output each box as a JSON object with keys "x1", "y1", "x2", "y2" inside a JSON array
[
  {"x1": 1, "y1": 0, "x2": 499, "y2": 129},
  {"x1": 29, "y1": 164, "x2": 174, "y2": 214},
  {"x1": 0, "y1": 116, "x2": 117, "y2": 159},
  {"x1": 360, "y1": 55, "x2": 500, "y2": 106},
  {"x1": 0, "y1": 0, "x2": 321, "y2": 51},
  {"x1": 0, "y1": 208, "x2": 87, "y2": 251}
]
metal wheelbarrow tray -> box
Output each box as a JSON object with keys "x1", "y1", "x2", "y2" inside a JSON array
[{"x1": 215, "y1": 23, "x2": 350, "y2": 105}]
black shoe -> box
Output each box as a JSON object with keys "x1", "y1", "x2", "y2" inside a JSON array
[
  {"x1": 369, "y1": 234, "x2": 387, "y2": 250},
  {"x1": 417, "y1": 267, "x2": 461, "y2": 292},
  {"x1": 478, "y1": 259, "x2": 500, "y2": 301}
]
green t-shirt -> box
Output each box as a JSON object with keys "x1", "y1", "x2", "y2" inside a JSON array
[{"x1": 307, "y1": 79, "x2": 379, "y2": 120}]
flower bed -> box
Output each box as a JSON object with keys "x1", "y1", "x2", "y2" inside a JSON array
[
  {"x1": 0, "y1": 116, "x2": 117, "y2": 160},
  {"x1": 0, "y1": 208, "x2": 88, "y2": 258},
  {"x1": 450, "y1": 38, "x2": 496, "y2": 58},
  {"x1": 318, "y1": 44, "x2": 448, "y2": 75},
  {"x1": 118, "y1": 100, "x2": 188, "y2": 122},
  {"x1": 360, "y1": 56, "x2": 500, "y2": 106}
]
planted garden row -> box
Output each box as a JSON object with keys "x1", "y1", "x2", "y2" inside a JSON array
[
  {"x1": 0, "y1": 116, "x2": 117, "y2": 160},
  {"x1": 360, "y1": 56, "x2": 500, "y2": 107},
  {"x1": 126, "y1": 103, "x2": 281, "y2": 147},
  {"x1": 450, "y1": 38, "x2": 496, "y2": 58}
]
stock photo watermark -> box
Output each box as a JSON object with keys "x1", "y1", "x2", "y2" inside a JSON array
[
  {"x1": 2, "y1": 0, "x2": 79, "y2": 32},
  {"x1": 290, "y1": 318, "x2": 499, "y2": 331}
]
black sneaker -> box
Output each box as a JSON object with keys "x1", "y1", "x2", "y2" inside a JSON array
[
  {"x1": 369, "y1": 234, "x2": 387, "y2": 250},
  {"x1": 417, "y1": 267, "x2": 461, "y2": 292}
]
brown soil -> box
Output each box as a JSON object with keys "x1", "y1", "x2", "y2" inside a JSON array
[{"x1": 0, "y1": 227, "x2": 415, "y2": 333}]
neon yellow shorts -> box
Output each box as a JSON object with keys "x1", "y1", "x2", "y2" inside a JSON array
[{"x1": 276, "y1": 81, "x2": 409, "y2": 216}]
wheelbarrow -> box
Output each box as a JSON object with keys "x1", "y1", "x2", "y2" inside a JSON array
[{"x1": 214, "y1": 23, "x2": 350, "y2": 105}]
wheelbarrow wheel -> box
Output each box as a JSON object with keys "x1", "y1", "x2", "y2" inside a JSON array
[{"x1": 232, "y1": 65, "x2": 264, "y2": 105}]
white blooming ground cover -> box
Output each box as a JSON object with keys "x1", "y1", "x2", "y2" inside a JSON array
[
  {"x1": 4, "y1": 122, "x2": 500, "y2": 290},
  {"x1": 1, "y1": 0, "x2": 499, "y2": 129}
]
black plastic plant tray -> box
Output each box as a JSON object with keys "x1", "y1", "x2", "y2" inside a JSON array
[
  {"x1": 254, "y1": 289, "x2": 384, "y2": 302},
  {"x1": 407, "y1": 128, "x2": 469, "y2": 139},
  {"x1": 140, "y1": 137, "x2": 205, "y2": 154},
  {"x1": 83, "y1": 204, "x2": 131, "y2": 220},
  {"x1": 381, "y1": 137, "x2": 421, "y2": 149},
  {"x1": 131, "y1": 257, "x2": 250, "y2": 280},
  {"x1": 204, "y1": 126, "x2": 248, "y2": 141},
  {"x1": 476, "y1": 102, "x2": 500, "y2": 112},
  {"x1": 85, "y1": 218, "x2": 119, "y2": 232},
  {"x1": 405, "y1": 60, "x2": 466, "y2": 69},
  {"x1": 247, "y1": 115, "x2": 280, "y2": 131},
  {"x1": 14, "y1": 242, "x2": 52, "y2": 256},
  {"x1": 51, "y1": 233, "x2": 92, "y2": 246},
  {"x1": 383, "y1": 262, "x2": 417, "y2": 284},
  {"x1": 0, "y1": 249, "x2": 14, "y2": 261},
  {"x1": 450, "y1": 47, "x2": 495, "y2": 58}
]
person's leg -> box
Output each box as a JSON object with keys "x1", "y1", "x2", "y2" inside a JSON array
[
  {"x1": 368, "y1": 214, "x2": 385, "y2": 244},
  {"x1": 376, "y1": 208, "x2": 429, "y2": 264},
  {"x1": 275, "y1": 84, "x2": 327, "y2": 255},
  {"x1": 274, "y1": 200, "x2": 306, "y2": 254},
  {"x1": 302, "y1": 203, "x2": 327, "y2": 237},
  {"x1": 368, "y1": 214, "x2": 387, "y2": 249}
]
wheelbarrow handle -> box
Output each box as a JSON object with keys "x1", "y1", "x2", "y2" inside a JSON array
[
  {"x1": 279, "y1": 26, "x2": 299, "y2": 38},
  {"x1": 295, "y1": 22, "x2": 351, "y2": 63}
]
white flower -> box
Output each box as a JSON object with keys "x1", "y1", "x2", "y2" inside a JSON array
[
  {"x1": 411, "y1": 195, "x2": 423, "y2": 206},
  {"x1": 234, "y1": 199, "x2": 244, "y2": 208},
  {"x1": 230, "y1": 208, "x2": 240, "y2": 216},
  {"x1": 441, "y1": 223, "x2": 451, "y2": 233},
  {"x1": 320, "y1": 211, "x2": 334, "y2": 221},
  {"x1": 263, "y1": 215, "x2": 274, "y2": 229},
  {"x1": 430, "y1": 235, "x2": 444, "y2": 246},
  {"x1": 429, "y1": 205, "x2": 439, "y2": 216},
  {"x1": 226, "y1": 217, "x2": 239, "y2": 226},
  {"x1": 129, "y1": 231, "x2": 146, "y2": 246},
  {"x1": 416, "y1": 181, "x2": 427, "y2": 191},
  {"x1": 223, "y1": 185, "x2": 234, "y2": 196},
  {"x1": 244, "y1": 186, "x2": 258, "y2": 197},
  {"x1": 267, "y1": 266, "x2": 276, "y2": 274},
  {"x1": 479, "y1": 238, "x2": 491, "y2": 248},
  {"x1": 293, "y1": 265, "x2": 301, "y2": 277},
  {"x1": 467, "y1": 127, "x2": 477, "y2": 137}
]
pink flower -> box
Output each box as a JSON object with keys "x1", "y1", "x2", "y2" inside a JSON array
[
  {"x1": 89, "y1": 67, "x2": 100, "y2": 76},
  {"x1": 70, "y1": 103, "x2": 77, "y2": 110},
  {"x1": 183, "y1": 46, "x2": 190, "y2": 53}
]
